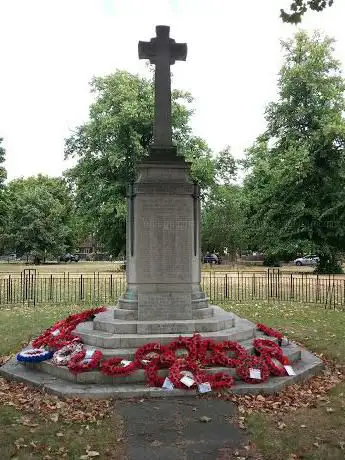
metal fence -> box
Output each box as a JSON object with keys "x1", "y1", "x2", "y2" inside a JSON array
[{"x1": 0, "y1": 269, "x2": 344, "y2": 308}]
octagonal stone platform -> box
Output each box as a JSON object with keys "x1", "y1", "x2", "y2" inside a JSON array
[{"x1": 0, "y1": 308, "x2": 324, "y2": 399}]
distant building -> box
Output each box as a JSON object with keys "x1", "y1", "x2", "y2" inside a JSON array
[{"x1": 77, "y1": 235, "x2": 103, "y2": 255}]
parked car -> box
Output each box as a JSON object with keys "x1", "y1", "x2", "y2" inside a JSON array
[
  {"x1": 202, "y1": 253, "x2": 222, "y2": 265},
  {"x1": 294, "y1": 255, "x2": 319, "y2": 266},
  {"x1": 59, "y1": 253, "x2": 79, "y2": 263}
]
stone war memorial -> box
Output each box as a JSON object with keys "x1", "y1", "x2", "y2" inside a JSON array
[{"x1": 1, "y1": 26, "x2": 323, "y2": 398}]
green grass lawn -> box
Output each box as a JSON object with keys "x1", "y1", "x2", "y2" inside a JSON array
[
  {"x1": 1, "y1": 300, "x2": 345, "y2": 459},
  {"x1": 222, "y1": 301, "x2": 345, "y2": 460}
]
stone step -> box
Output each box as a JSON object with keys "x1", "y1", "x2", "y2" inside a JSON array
[
  {"x1": 73, "y1": 318, "x2": 256, "y2": 349},
  {"x1": 93, "y1": 313, "x2": 234, "y2": 335},
  {"x1": 113, "y1": 305, "x2": 215, "y2": 321},
  {"x1": 3, "y1": 347, "x2": 323, "y2": 398},
  {"x1": 81, "y1": 336, "x2": 300, "y2": 360},
  {"x1": 23, "y1": 342, "x2": 301, "y2": 385}
]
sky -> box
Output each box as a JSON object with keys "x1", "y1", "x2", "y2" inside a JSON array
[{"x1": 1, "y1": 0, "x2": 345, "y2": 181}]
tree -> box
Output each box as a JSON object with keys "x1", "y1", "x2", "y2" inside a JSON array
[
  {"x1": 4, "y1": 175, "x2": 75, "y2": 263},
  {"x1": 64, "y1": 71, "x2": 215, "y2": 255},
  {"x1": 281, "y1": 0, "x2": 335, "y2": 24},
  {"x1": 0, "y1": 138, "x2": 7, "y2": 252},
  {"x1": 201, "y1": 147, "x2": 245, "y2": 258},
  {"x1": 201, "y1": 185, "x2": 245, "y2": 259},
  {"x1": 243, "y1": 31, "x2": 345, "y2": 272}
]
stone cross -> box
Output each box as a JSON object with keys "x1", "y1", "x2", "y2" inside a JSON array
[{"x1": 138, "y1": 25, "x2": 187, "y2": 147}]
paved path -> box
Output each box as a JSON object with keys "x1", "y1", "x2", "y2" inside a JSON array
[{"x1": 115, "y1": 397, "x2": 251, "y2": 460}]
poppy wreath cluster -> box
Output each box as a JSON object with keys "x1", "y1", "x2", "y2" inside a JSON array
[
  {"x1": 215, "y1": 341, "x2": 248, "y2": 368},
  {"x1": 168, "y1": 359, "x2": 203, "y2": 389},
  {"x1": 253, "y1": 338, "x2": 283, "y2": 358},
  {"x1": 256, "y1": 323, "x2": 284, "y2": 346},
  {"x1": 236, "y1": 356, "x2": 270, "y2": 384},
  {"x1": 253, "y1": 338, "x2": 290, "y2": 377},
  {"x1": 198, "y1": 338, "x2": 222, "y2": 366},
  {"x1": 32, "y1": 306, "x2": 106, "y2": 350},
  {"x1": 262, "y1": 354, "x2": 290, "y2": 377},
  {"x1": 52, "y1": 343, "x2": 84, "y2": 366},
  {"x1": 23, "y1": 310, "x2": 295, "y2": 388},
  {"x1": 68, "y1": 349, "x2": 104, "y2": 374},
  {"x1": 145, "y1": 360, "x2": 169, "y2": 387},
  {"x1": 101, "y1": 358, "x2": 137, "y2": 376},
  {"x1": 134, "y1": 342, "x2": 166, "y2": 368},
  {"x1": 203, "y1": 372, "x2": 235, "y2": 390}
]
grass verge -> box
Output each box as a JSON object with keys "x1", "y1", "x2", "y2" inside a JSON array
[{"x1": 222, "y1": 301, "x2": 345, "y2": 460}]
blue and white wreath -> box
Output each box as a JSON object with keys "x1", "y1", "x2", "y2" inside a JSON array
[{"x1": 16, "y1": 348, "x2": 54, "y2": 363}]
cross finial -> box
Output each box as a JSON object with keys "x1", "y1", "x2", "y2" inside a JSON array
[{"x1": 138, "y1": 26, "x2": 187, "y2": 147}]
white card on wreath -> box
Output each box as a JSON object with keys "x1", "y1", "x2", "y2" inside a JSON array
[
  {"x1": 51, "y1": 329, "x2": 60, "y2": 336},
  {"x1": 162, "y1": 377, "x2": 174, "y2": 390},
  {"x1": 120, "y1": 360, "x2": 132, "y2": 366},
  {"x1": 249, "y1": 368, "x2": 261, "y2": 380},
  {"x1": 180, "y1": 375, "x2": 195, "y2": 387},
  {"x1": 198, "y1": 382, "x2": 212, "y2": 393},
  {"x1": 284, "y1": 365, "x2": 296, "y2": 376},
  {"x1": 83, "y1": 350, "x2": 94, "y2": 362}
]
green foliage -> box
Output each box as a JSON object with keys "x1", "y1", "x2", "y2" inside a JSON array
[
  {"x1": 243, "y1": 31, "x2": 345, "y2": 273},
  {"x1": 65, "y1": 71, "x2": 215, "y2": 255},
  {"x1": 281, "y1": 0, "x2": 334, "y2": 24},
  {"x1": 4, "y1": 175, "x2": 75, "y2": 260},
  {"x1": 201, "y1": 184, "x2": 245, "y2": 258},
  {"x1": 0, "y1": 138, "x2": 6, "y2": 190},
  {"x1": 215, "y1": 145, "x2": 237, "y2": 186},
  {"x1": 0, "y1": 138, "x2": 7, "y2": 252},
  {"x1": 201, "y1": 147, "x2": 245, "y2": 258}
]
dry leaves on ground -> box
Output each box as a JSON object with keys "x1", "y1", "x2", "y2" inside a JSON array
[
  {"x1": 227, "y1": 363, "x2": 345, "y2": 416},
  {"x1": 0, "y1": 377, "x2": 112, "y2": 423}
]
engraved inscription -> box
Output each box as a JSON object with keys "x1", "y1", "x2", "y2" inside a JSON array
[{"x1": 136, "y1": 196, "x2": 193, "y2": 283}]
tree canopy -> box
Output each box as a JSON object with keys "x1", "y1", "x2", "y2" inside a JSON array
[
  {"x1": 0, "y1": 138, "x2": 7, "y2": 252},
  {"x1": 3, "y1": 175, "x2": 75, "y2": 261},
  {"x1": 281, "y1": 0, "x2": 335, "y2": 23},
  {"x1": 243, "y1": 31, "x2": 345, "y2": 272},
  {"x1": 64, "y1": 70, "x2": 215, "y2": 255}
]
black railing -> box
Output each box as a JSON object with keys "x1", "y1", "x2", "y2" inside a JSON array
[{"x1": 0, "y1": 269, "x2": 344, "y2": 309}]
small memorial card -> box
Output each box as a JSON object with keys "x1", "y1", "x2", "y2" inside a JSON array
[
  {"x1": 83, "y1": 349, "x2": 94, "y2": 363},
  {"x1": 120, "y1": 360, "x2": 132, "y2": 367},
  {"x1": 198, "y1": 382, "x2": 212, "y2": 393},
  {"x1": 162, "y1": 377, "x2": 174, "y2": 391},
  {"x1": 51, "y1": 329, "x2": 60, "y2": 337},
  {"x1": 249, "y1": 368, "x2": 261, "y2": 380},
  {"x1": 284, "y1": 365, "x2": 296, "y2": 376},
  {"x1": 180, "y1": 375, "x2": 195, "y2": 387}
]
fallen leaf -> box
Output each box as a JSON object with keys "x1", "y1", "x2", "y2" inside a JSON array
[
  {"x1": 326, "y1": 407, "x2": 335, "y2": 413},
  {"x1": 56, "y1": 432, "x2": 64, "y2": 437},
  {"x1": 86, "y1": 452, "x2": 100, "y2": 458},
  {"x1": 199, "y1": 416, "x2": 212, "y2": 423},
  {"x1": 150, "y1": 441, "x2": 162, "y2": 447},
  {"x1": 278, "y1": 422, "x2": 286, "y2": 430},
  {"x1": 50, "y1": 414, "x2": 59, "y2": 422}
]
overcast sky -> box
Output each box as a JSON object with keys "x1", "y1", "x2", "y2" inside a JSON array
[{"x1": 1, "y1": 0, "x2": 345, "y2": 181}]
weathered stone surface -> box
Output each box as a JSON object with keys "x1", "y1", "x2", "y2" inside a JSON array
[{"x1": 0, "y1": 345, "x2": 324, "y2": 399}]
